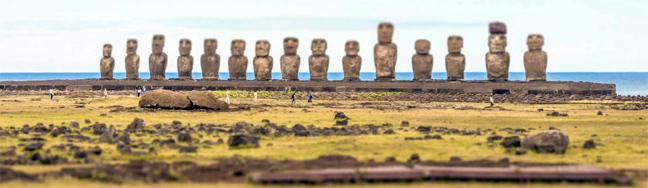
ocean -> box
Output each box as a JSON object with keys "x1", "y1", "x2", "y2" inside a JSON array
[{"x1": 0, "y1": 72, "x2": 646, "y2": 95}]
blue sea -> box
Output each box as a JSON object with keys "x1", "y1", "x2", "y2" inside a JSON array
[{"x1": 0, "y1": 72, "x2": 646, "y2": 95}]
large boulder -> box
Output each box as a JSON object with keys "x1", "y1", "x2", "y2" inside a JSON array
[
  {"x1": 125, "y1": 118, "x2": 145, "y2": 132},
  {"x1": 187, "y1": 91, "x2": 229, "y2": 111},
  {"x1": 227, "y1": 134, "x2": 259, "y2": 148},
  {"x1": 139, "y1": 90, "x2": 191, "y2": 109},
  {"x1": 522, "y1": 130, "x2": 570, "y2": 154}
]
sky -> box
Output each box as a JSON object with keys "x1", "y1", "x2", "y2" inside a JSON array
[{"x1": 0, "y1": 0, "x2": 646, "y2": 73}]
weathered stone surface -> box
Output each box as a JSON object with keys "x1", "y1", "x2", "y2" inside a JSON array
[
  {"x1": 201, "y1": 39, "x2": 220, "y2": 80},
  {"x1": 99, "y1": 126, "x2": 115, "y2": 143},
  {"x1": 489, "y1": 21, "x2": 507, "y2": 34},
  {"x1": 139, "y1": 90, "x2": 191, "y2": 109},
  {"x1": 227, "y1": 133, "x2": 259, "y2": 148},
  {"x1": 253, "y1": 40, "x2": 273, "y2": 81},
  {"x1": 149, "y1": 34, "x2": 168, "y2": 80},
  {"x1": 524, "y1": 34, "x2": 547, "y2": 82},
  {"x1": 486, "y1": 34, "x2": 509, "y2": 81},
  {"x1": 374, "y1": 22, "x2": 397, "y2": 81},
  {"x1": 100, "y1": 44, "x2": 115, "y2": 80},
  {"x1": 309, "y1": 39, "x2": 329, "y2": 81},
  {"x1": 412, "y1": 39, "x2": 432, "y2": 81},
  {"x1": 342, "y1": 40, "x2": 361, "y2": 81},
  {"x1": 228, "y1": 39, "x2": 248, "y2": 80},
  {"x1": 446, "y1": 35, "x2": 465, "y2": 81},
  {"x1": 187, "y1": 91, "x2": 229, "y2": 111},
  {"x1": 281, "y1": 37, "x2": 300, "y2": 81},
  {"x1": 177, "y1": 39, "x2": 193, "y2": 80},
  {"x1": 125, "y1": 118, "x2": 145, "y2": 132},
  {"x1": 522, "y1": 130, "x2": 569, "y2": 153},
  {"x1": 125, "y1": 39, "x2": 140, "y2": 80}
]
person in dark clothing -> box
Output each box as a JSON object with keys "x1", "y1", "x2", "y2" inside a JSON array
[
  {"x1": 307, "y1": 91, "x2": 313, "y2": 105},
  {"x1": 291, "y1": 92, "x2": 296, "y2": 105}
]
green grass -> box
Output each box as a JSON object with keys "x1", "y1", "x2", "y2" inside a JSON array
[{"x1": 0, "y1": 94, "x2": 647, "y2": 187}]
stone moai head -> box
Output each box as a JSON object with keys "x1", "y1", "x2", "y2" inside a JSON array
[
  {"x1": 527, "y1": 34, "x2": 544, "y2": 51},
  {"x1": 488, "y1": 34, "x2": 507, "y2": 53},
  {"x1": 152, "y1": 34, "x2": 165, "y2": 55},
  {"x1": 255, "y1": 40, "x2": 270, "y2": 56},
  {"x1": 179, "y1": 39, "x2": 192, "y2": 56},
  {"x1": 415, "y1": 39, "x2": 430, "y2": 55},
  {"x1": 204, "y1": 39, "x2": 217, "y2": 54},
  {"x1": 378, "y1": 22, "x2": 394, "y2": 44},
  {"x1": 103, "y1": 44, "x2": 113, "y2": 57},
  {"x1": 231, "y1": 39, "x2": 246, "y2": 56},
  {"x1": 345, "y1": 40, "x2": 359, "y2": 56},
  {"x1": 283, "y1": 37, "x2": 299, "y2": 55},
  {"x1": 127, "y1": 39, "x2": 138, "y2": 55},
  {"x1": 447, "y1": 35, "x2": 463, "y2": 53},
  {"x1": 311, "y1": 38, "x2": 327, "y2": 56}
]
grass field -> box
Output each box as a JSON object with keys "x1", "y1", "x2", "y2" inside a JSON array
[{"x1": 0, "y1": 93, "x2": 646, "y2": 187}]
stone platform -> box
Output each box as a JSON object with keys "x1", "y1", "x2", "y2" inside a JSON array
[{"x1": 0, "y1": 79, "x2": 615, "y2": 95}]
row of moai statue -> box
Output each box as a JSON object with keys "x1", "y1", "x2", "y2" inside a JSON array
[{"x1": 100, "y1": 22, "x2": 547, "y2": 82}]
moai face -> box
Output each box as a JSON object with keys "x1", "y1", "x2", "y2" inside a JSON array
[
  {"x1": 447, "y1": 35, "x2": 463, "y2": 53},
  {"x1": 311, "y1": 39, "x2": 327, "y2": 56},
  {"x1": 377, "y1": 22, "x2": 394, "y2": 44},
  {"x1": 127, "y1": 39, "x2": 138, "y2": 55},
  {"x1": 415, "y1": 39, "x2": 430, "y2": 55},
  {"x1": 152, "y1": 34, "x2": 165, "y2": 55},
  {"x1": 103, "y1": 44, "x2": 112, "y2": 57},
  {"x1": 488, "y1": 34, "x2": 507, "y2": 53},
  {"x1": 231, "y1": 39, "x2": 246, "y2": 56},
  {"x1": 204, "y1": 39, "x2": 217, "y2": 54},
  {"x1": 255, "y1": 40, "x2": 270, "y2": 56},
  {"x1": 527, "y1": 34, "x2": 544, "y2": 51},
  {"x1": 179, "y1": 39, "x2": 192, "y2": 56},
  {"x1": 283, "y1": 37, "x2": 299, "y2": 55},
  {"x1": 345, "y1": 40, "x2": 359, "y2": 56}
]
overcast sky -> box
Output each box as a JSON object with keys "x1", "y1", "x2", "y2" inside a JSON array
[{"x1": 0, "y1": 0, "x2": 646, "y2": 73}]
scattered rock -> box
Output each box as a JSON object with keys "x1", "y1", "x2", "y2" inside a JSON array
[
  {"x1": 227, "y1": 134, "x2": 259, "y2": 148},
  {"x1": 522, "y1": 130, "x2": 570, "y2": 154},
  {"x1": 70, "y1": 121, "x2": 79, "y2": 128},
  {"x1": 116, "y1": 133, "x2": 131, "y2": 145},
  {"x1": 449, "y1": 156, "x2": 462, "y2": 162},
  {"x1": 334, "y1": 119, "x2": 348, "y2": 126},
  {"x1": 84, "y1": 119, "x2": 91, "y2": 124},
  {"x1": 74, "y1": 151, "x2": 87, "y2": 159},
  {"x1": 515, "y1": 149, "x2": 528, "y2": 155},
  {"x1": 424, "y1": 134, "x2": 442, "y2": 140},
  {"x1": 596, "y1": 111, "x2": 603, "y2": 116},
  {"x1": 177, "y1": 132, "x2": 192, "y2": 143},
  {"x1": 99, "y1": 126, "x2": 116, "y2": 143},
  {"x1": 179, "y1": 146, "x2": 198, "y2": 153},
  {"x1": 487, "y1": 135, "x2": 503, "y2": 142},
  {"x1": 334, "y1": 111, "x2": 348, "y2": 119},
  {"x1": 24, "y1": 142, "x2": 44, "y2": 151},
  {"x1": 583, "y1": 139, "x2": 596, "y2": 149},
  {"x1": 407, "y1": 153, "x2": 420, "y2": 164},
  {"x1": 382, "y1": 129, "x2": 395, "y2": 135},
  {"x1": 125, "y1": 118, "x2": 146, "y2": 132},
  {"x1": 500, "y1": 136, "x2": 521, "y2": 148},
  {"x1": 400, "y1": 121, "x2": 410, "y2": 127}
]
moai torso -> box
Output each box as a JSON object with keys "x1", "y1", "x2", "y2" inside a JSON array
[
  {"x1": 342, "y1": 40, "x2": 362, "y2": 81},
  {"x1": 201, "y1": 39, "x2": 220, "y2": 80},
  {"x1": 149, "y1": 34, "x2": 167, "y2": 80},
  {"x1": 125, "y1": 39, "x2": 140, "y2": 80},
  {"x1": 445, "y1": 35, "x2": 465, "y2": 81},
  {"x1": 374, "y1": 22, "x2": 397, "y2": 81},
  {"x1": 524, "y1": 34, "x2": 547, "y2": 82},
  {"x1": 485, "y1": 22, "x2": 509, "y2": 82},
  {"x1": 253, "y1": 40, "x2": 273, "y2": 81},
  {"x1": 281, "y1": 37, "x2": 300, "y2": 81},
  {"x1": 309, "y1": 39, "x2": 329, "y2": 81},
  {"x1": 412, "y1": 39, "x2": 432, "y2": 81},
  {"x1": 177, "y1": 39, "x2": 193, "y2": 80},
  {"x1": 228, "y1": 39, "x2": 248, "y2": 80},
  {"x1": 100, "y1": 44, "x2": 115, "y2": 80}
]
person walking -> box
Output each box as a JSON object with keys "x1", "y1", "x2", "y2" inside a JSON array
[
  {"x1": 307, "y1": 91, "x2": 313, "y2": 105},
  {"x1": 254, "y1": 91, "x2": 258, "y2": 104},
  {"x1": 291, "y1": 92, "x2": 296, "y2": 106},
  {"x1": 225, "y1": 90, "x2": 231, "y2": 104},
  {"x1": 49, "y1": 89, "x2": 54, "y2": 100},
  {"x1": 142, "y1": 86, "x2": 147, "y2": 93},
  {"x1": 489, "y1": 96, "x2": 495, "y2": 107},
  {"x1": 103, "y1": 88, "x2": 108, "y2": 98},
  {"x1": 137, "y1": 88, "x2": 142, "y2": 97}
]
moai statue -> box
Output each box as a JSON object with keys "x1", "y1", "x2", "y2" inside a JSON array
[
  {"x1": 374, "y1": 22, "x2": 397, "y2": 81},
  {"x1": 309, "y1": 39, "x2": 329, "y2": 81},
  {"x1": 412, "y1": 39, "x2": 433, "y2": 81},
  {"x1": 342, "y1": 40, "x2": 362, "y2": 81},
  {"x1": 253, "y1": 40, "x2": 273, "y2": 81},
  {"x1": 524, "y1": 34, "x2": 547, "y2": 82},
  {"x1": 201, "y1": 39, "x2": 220, "y2": 80},
  {"x1": 177, "y1": 39, "x2": 193, "y2": 80},
  {"x1": 149, "y1": 34, "x2": 168, "y2": 80},
  {"x1": 485, "y1": 22, "x2": 510, "y2": 82},
  {"x1": 100, "y1": 44, "x2": 115, "y2": 80},
  {"x1": 125, "y1": 39, "x2": 140, "y2": 80},
  {"x1": 228, "y1": 39, "x2": 248, "y2": 80},
  {"x1": 446, "y1": 35, "x2": 465, "y2": 81},
  {"x1": 281, "y1": 37, "x2": 300, "y2": 81}
]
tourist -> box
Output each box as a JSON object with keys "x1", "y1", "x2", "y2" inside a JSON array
[
  {"x1": 254, "y1": 91, "x2": 258, "y2": 104},
  {"x1": 137, "y1": 88, "x2": 142, "y2": 97},
  {"x1": 291, "y1": 92, "x2": 296, "y2": 106},
  {"x1": 103, "y1": 88, "x2": 108, "y2": 98},
  {"x1": 225, "y1": 90, "x2": 231, "y2": 104},
  {"x1": 142, "y1": 86, "x2": 147, "y2": 93},
  {"x1": 49, "y1": 89, "x2": 54, "y2": 100},
  {"x1": 490, "y1": 96, "x2": 494, "y2": 107},
  {"x1": 307, "y1": 91, "x2": 313, "y2": 105}
]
